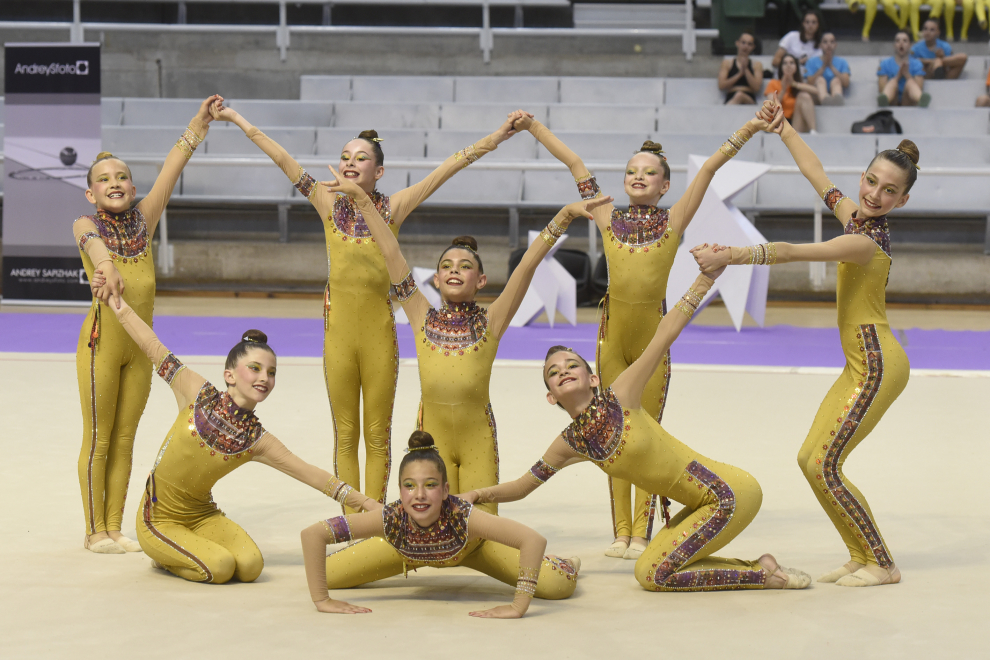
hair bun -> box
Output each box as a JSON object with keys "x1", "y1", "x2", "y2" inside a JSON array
[
  {"x1": 451, "y1": 235, "x2": 479, "y2": 251},
  {"x1": 638, "y1": 140, "x2": 667, "y2": 161},
  {"x1": 242, "y1": 329, "x2": 268, "y2": 344},
  {"x1": 357, "y1": 129, "x2": 382, "y2": 143},
  {"x1": 94, "y1": 151, "x2": 115, "y2": 161},
  {"x1": 408, "y1": 430, "x2": 436, "y2": 451},
  {"x1": 895, "y1": 139, "x2": 920, "y2": 167}
]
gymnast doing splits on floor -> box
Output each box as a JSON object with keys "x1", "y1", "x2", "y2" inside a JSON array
[
  {"x1": 301, "y1": 431, "x2": 580, "y2": 619},
  {"x1": 86, "y1": 291, "x2": 368, "y2": 584},
  {"x1": 459, "y1": 269, "x2": 812, "y2": 593},
  {"x1": 691, "y1": 95, "x2": 914, "y2": 588},
  {"x1": 73, "y1": 94, "x2": 219, "y2": 555},
  {"x1": 209, "y1": 99, "x2": 527, "y2": 514},
  {"x1": 510, "y1": 106, "x2": 780, "y2": 560}
]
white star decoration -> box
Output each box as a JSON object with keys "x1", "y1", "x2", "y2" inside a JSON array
[
  {"x1": 507, "y1": 231, "x2": 577, "y2": 328},
  {"x1": 665, "y1": 156, "x2": 772, "y2": 331}
]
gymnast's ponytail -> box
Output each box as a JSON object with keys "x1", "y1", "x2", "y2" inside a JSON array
[
  {"x1": 398, "y1": 430, "x2": 448, "y2": 484},
  {"x1": 871, "y1": 139, "x2": 921, "y2": 193}
]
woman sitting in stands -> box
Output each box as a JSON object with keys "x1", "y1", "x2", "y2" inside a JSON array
[
  {"x1": 772, "y1": 9, "x2": 823, "y2": 65},
  {"x1": 458, "y1": 268, "x2": 811, "y2": 593},
  {"x1": 765, "y1": 54, "x2": 819, "y2": 134},
  {"x1": 718, "y1": 31, "x2": 764, "y2": 105},
  {"x1": 301, "y1": 430, "x2": 579, "y2": 617},
  {"x1": 210, "y1": 100, "x2": 526, "y2": 518},
  {"x1": 512, "y1": 104, "x2": 779, "y2": 561},
  {"x1": 84, "y1": 290, "x2": 368, "y2": 583},
  {"x1": 73, "y1": 94, "x2": 219, "y2": 555},
  {"x1": 691, "y1": 96, "x2": 914, "y2": 587}
]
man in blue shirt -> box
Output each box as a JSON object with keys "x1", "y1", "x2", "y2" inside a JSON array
[
  {"x1": 911, "y1": 18, "x2": 968, "y2": 79},
  {"x1": 878, "y1": 30, "x2": 930, "y2": 107},
  {"x1": 805, "y1": 32, "x2": 850, "y2": 106}
]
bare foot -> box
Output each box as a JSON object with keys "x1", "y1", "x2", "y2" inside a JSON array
[
  {"x1": 107, "y1": 531, "x2": 143, "y2": 552},
  {"x1": 314, "y1": 598, "x2": 372, "y2": 614},
  {"x1": 836, "y1": 563, "x2": 901, "y2": 587},
  {"x1": 818, "y1": 560, "x2": 865, "y2": 583}
]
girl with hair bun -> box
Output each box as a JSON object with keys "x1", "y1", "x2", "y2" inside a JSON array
[
  {"x1": 210, "y1": 102, "x2": 528, "y2": 515},
  {"x1": 325, "y1": 164, "x2": 610, "y2": 520},
  {"x1": 460, "y1": 268, "x2": 811, "y2": 593},
  {"x1": 510, "y1": 109, "x2": 782, "y2": 560},
  {"x1": 94, "y1": 295, "x2": 368, "y2": 583},
  {"x1": 301, "y1": 430, "x2": 579, "y2": 617},
  {"x1": 692, "y1": 99, "x2": 915, "y2": 588},
  {"x1": 73, "y1": 94, "x2": 219, "y2": 554}
]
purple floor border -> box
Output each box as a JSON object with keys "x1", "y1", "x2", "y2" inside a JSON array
[{"x1": 3, "y1": 312, "x2": 988, "y2": 370}]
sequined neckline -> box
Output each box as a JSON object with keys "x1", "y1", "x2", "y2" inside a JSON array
[
  {"x1": 562, "y1": 388, "x2": 626, "y2": 463},
  {"x1": 329, "y1": 189, "x2": 392, "y2": 240},
  {"x1": 846, "y1": 211, "x2": 891, "y2": 258},
  {"x1": 422, "y1": 300, "x2": 489, "y2": 355},
  {"x1": 382, "y1": 496, "x2": 472, "y2": 564},
  {"x1": 191, "y1": 384, "x2": 265, "y2": 457},
  {"x1": 91, "y1": 208, "x2": 149, "y2": 258},
  {"x1": 608, "y1": 205, "x2": 671, "y2": 249}
]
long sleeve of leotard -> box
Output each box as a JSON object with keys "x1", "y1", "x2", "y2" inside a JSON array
[
  {"x1": 778, "y1": 121, "x2": 856, "y2": 225},
  {"x1": 301, "y1": 510, "x2": 386, "y2": 603},
  {"x1": 472, "y1": 436, "x2": 582, "y2": 504},
  {"x1": 466, "y1": 509, "x2": 547, "y2": 614},
  {"x1": 113, "y1": 304, "x2": 206, "y2": 409},
  {"x1": 245, "y1": 127, "x2": 335, "y2": 219},
  {"x1": 136, "y1": 117, "x2": 211, "y2": 236},
  {"x1": 388, "y1": 134, "x2": 499, "y2": 226},
  {"x1": 252, "y1": 434, "x2": 378, "y2": 510},
  {"x1": 72, "y1": 216, "x2": 112, "y2": 267}
]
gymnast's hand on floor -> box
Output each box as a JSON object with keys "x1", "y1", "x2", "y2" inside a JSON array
[
  {"x1": 314, "y1": 598, "x2": 372, "y2": 615},
  {"x1": 322, "y1": 164, "x2": 369, "y2": 201},
  {"x1": 469, "y1": 604, "x2": 524, "y2": 619}
]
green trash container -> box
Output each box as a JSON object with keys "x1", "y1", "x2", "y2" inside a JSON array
[{"x1": 711, "y1": 0, "x2": 766, "y2": 55}]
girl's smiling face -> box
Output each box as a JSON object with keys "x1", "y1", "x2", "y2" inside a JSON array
[
  {"x1": 399, "y1": 461, "x2": 448, "y2": 528},
  {"x1": 338, "y1": 139, "x2": 384, "y2": 194},
  {"x1": 223, "y1": 347, "x2": 276, "y2": 409},
  {"x1": 434, "y1": 248, "x2": 487, "y2": 303},
  {"x1": 858, "y1": 158, "x2": 911, "y2": 218},
  {"x1": 624, "y1": 152, "x2": 670, "y2": 205},
  {"x1": 85, "y1": 159, "x2": 137, "y2": 214}
]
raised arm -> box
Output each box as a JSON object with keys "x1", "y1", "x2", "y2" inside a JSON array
[
  {"x1": 519, "y1": 116, "x2": 614, "y2": 233},
  {"x1": 466, "y1": 509, "x2": 547, "y2": 618},
  {"x1": 389, "y1": 110, "x2": 527, "y2": 228},
  {"x1": 464, "y1": 436, "x2": 583, "y2": 505},
  {"x1": 301, "y1": 510, "x2": 385, "y2": 613},
  {"x1": 610, "y1": 273, "x2": 717, "y2": 408},
  {"x1": 668, "y1": 111, "x2": 780, "y2": 235},
  {"x1": 136, "y1": 95, "x2": 217, "y2": 235},
  {"x1": 74, "y1": 216, "x2": 124, "y2": 307},
  {"x1": 325, "y1": 165, "x2": 431, "y2": 325},
  {"x1": 109, "y1": 298, "x2": 206, "y2": 409},
  {"x1": 252, "y1": 434, "x2": 381, "y2": 510},
  {"x1": 487, "y1": 197, "x2": 612, "y2": 339},
  {"x1": 209, "y1": 102, "x2": 334, "y2": 218}
]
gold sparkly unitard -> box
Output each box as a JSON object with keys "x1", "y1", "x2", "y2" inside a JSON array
[
  {"x1": 244, "y1": 128, "x2": 499, "y2": 512},
  {"x1": 111, "y1": 306, "x2": 342, "y2": 583},
  {"x1": 473, "y1": 276, "x2": 776, "y2": 592},
  {"x1": 73, "y1": 118, "x2": 209, "y2": 536},
  {"x1": 526, "y1": 118, "x2": 759, "y2": 540}
]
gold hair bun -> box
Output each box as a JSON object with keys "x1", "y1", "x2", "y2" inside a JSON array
[
  {"x1": 895, "y1": 139, "x2": 921, "y2": 170},
  {"x1": 241, "y1": 329, "x2": 268, "y2": 344},
  {"x1": 94, "y1": 151, "x2": 115, "y2": 161},
  {"x1": 638, "y1": 140, "x2": 667, "y2": 161},
  {"x1": 408, "y1": 429, "x2": 436, "y2": 451}
]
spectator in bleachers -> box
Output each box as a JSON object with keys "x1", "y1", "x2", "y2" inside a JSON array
[
  {"x1": 909, "y1": 0, "x2": 975, "y2": 41},
  {"x1": 877, "y1": 30, "x2": 931, "y2": 107},
  {"x1": 849, "y1": 0, "x2": 907, "y2": 42},
  {"x1": 977, "y1": 68, "x2": 990, "y2": 106},
  {"x1": 718, "y1": 31, "x2": 765, "y2": 105},
  {"x1": 766, "y1": 54, "x2": 819, "y2": 132},
  {"x1": 911, "y1": 18, "x2": 968, "y2": 79},
  {"x1": 772, "y1": 9, "x2": 823, "y2": 68},
  {"x1": 805, "y1": 32, "x2": 850, "y2": 105}
]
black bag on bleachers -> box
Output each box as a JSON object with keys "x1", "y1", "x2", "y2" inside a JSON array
[
  {"x1": 507, "y1": 247, "x2": 593, "y2": 307},
  {"x1": 851, "y1": 110, "x2": 902, "y2": 134}
]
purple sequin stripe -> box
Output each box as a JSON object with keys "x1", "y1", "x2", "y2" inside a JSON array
[
  {"x1": 529, "y1": 459, "x2": 560, "y2": 484},
  {"x1": 819, "y1": 324, "x2": 893, "y2": 567},
  {"x1": 324, "y1": 516, "x2": 352, "y2": 544},
  {"x1": 650, "y1": 461, "x2": 765, "y2": 591},
  {"x1": 156, "y1": 352, "x2": 185, "y2": 385}
]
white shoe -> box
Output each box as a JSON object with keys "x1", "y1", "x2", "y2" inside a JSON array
[
  {"x1": 623, "y1": 541, "x2": 647, "y2": 560},
  {"x1": 111, "y1": 535, "x2": 143, "y2": 552},
  {"x1": 84, "y1": 536, "x2": 125, "y2": 554},
  {"x1": 605, "y1": 539, "x2": 628, "y2": 558}
]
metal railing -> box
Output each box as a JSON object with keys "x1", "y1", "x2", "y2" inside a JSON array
[{"x1": 0, "y1": 0, "x2": 717, "y2": 62}]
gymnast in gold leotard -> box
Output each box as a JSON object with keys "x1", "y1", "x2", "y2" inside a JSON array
[
  {"x1": 211, "y1": 101, "x2": 526, "y2": 512},
  {"x1": 512, "y1": 110, "x2": 773, "y2": 559}
]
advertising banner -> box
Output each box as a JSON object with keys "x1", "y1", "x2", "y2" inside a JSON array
[{"x1": 3, "y1": 42, "x2": 101, "y2": 303}]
